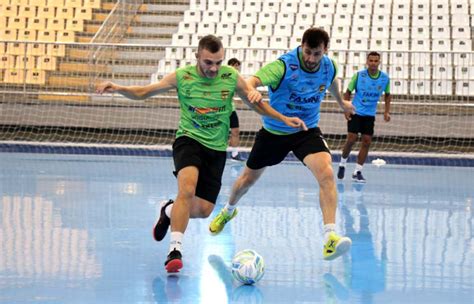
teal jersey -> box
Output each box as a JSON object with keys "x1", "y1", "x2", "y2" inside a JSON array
[{"x1": 347, "y1": 69, "x2": 390, "y2": 117}]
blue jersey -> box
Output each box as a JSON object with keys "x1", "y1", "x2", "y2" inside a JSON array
[
  {"x1": 350, "y1": 69, "x2": 390, "y2": 117},
  {"x1": 263, "y1": 47, "x2": 336, "y2": 133}
]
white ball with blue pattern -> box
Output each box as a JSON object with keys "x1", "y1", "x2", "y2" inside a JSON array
[{"x1": 231, "y1": 249, "x2": 265, "y2": 285}]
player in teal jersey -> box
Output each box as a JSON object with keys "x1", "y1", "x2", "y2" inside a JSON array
[
  {"x1": 337, "y1": 51, "x2": 391, "y2": 183},
  {"x1": 209, "y1": 28, "x2": 356, "y2": 261},
  {"x1": 96, "y1": 35, "x2": 306, "y2": 273}
]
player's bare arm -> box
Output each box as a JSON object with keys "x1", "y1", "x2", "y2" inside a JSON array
[
  {"x1": 329, "y1": 79, "x2": 355, "y2": 115},
  {"x1": 236, "y1": 75, "x2": 307, "y2": 130},
  {"x1": 96, "y1": 72, "x2": 177, "y2": 100},
  {"x1": 384, "y1": 94, "x2": 392, "y2": 122}
]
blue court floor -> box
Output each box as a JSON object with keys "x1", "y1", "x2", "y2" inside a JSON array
[{"x1": 0, "y1": 152, "x2": 472, "y2": 304}]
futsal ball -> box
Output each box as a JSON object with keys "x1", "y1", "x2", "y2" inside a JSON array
[{"x1": 231, "y1": 249, "x2": 265, "y2": 285}]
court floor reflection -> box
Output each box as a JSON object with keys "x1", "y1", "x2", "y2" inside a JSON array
[{"x1": 0, "y1": 153, "x2": 472, "y2": 303}]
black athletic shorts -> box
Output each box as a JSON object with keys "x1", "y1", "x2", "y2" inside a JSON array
[
  {"x1": 347, "y1": 114, "x2": 375, "y2": 136},
  {"x1": 230, "y1": 110, "x2": 239, "y2": 129},
  {"x1": 172, "y1": 136, "x2": 226, "y2": 204},
  {"x1": 246, "y1": 127, "x2": 331, "y2": 170}
]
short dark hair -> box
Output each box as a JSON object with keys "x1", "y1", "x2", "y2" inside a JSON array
[
  {"x1": 302, "y1": 27, "x2": 330, "y2": 48},
  {"x1": 227, "y1": 58, "x2": 241, "y2": 66},
  {"x1": 198, "y1": 35, "x2": 223, "y2": 53},
  {"x1": 367, "y1": 51, "x2": 381, "y2": 59}
]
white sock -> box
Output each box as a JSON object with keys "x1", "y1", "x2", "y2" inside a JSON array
[
  {"x1": 169, "y1": 231, "x2": 183, "y2": 253},
  {"x1": 231, "y1": 151, "x2": 239, "y2": 157},
  {"x1": 339, "y1": 157, "x2": 348, "y2": 167},
  {"x1": 165, "y1": 202, "x2": 173, "y2": 218},
  {"x1": 323, "y1": 223, "x2": 336, "y2": 242},
  {"x1": 354, "y1": 164, "x2": 363, "y2": 174},
  {"x1": 224, "y1": 203, "x2": 236, "y2": 213}
]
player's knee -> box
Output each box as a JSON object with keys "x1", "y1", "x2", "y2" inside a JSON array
[
  {"x1": 177, "y1": 185, "x2": 196, "y2": 201},
  {"x1": 200, "y1": 204, "x2": 214, "y2": 217}
]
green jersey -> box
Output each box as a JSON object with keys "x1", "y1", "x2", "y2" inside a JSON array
[{"x1": 175, "y1": 65, "x2": 238, "y2": 151}]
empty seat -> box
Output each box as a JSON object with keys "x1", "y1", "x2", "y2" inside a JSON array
[
  {"x1": 26, "y1": 69, "x2": 46, "y2": 85},
  {"x1": 432, "y1": 27, "x2": 451, "y2": 39},
  {"x1": 241, "y1": 61, "x2": 262, "y2": 77},
  {"x1": 352, "y1": 14, "x2": 370, "y2": 27},
  {"x1": 432, "y1": 80, "x2": 452, "y2": 95},
  {"x1": 37, "y1": 7, "x2": 56, "y2": 19},
  {"x1": 65, "y1": 0, "x2": 82, "y2": 8},
  {"x1": 84, "y1": 0, "x2": 101, "y2": 9},
  {"x1": 47, "y1": 44, "x2": 66, "y2": 57},
  {"x1": 391, "y1": 14, "x2": 409, "y2": 27},
  {"x1": 354, "y1": 1, "x2": 372, "y2": 14},
  {"x1": 332, "y1": 26, "x2": 350, "y2": 38},
  {"x1": 345, "y1": 64, "x2": 364, "y2": 78},
  {"x1": 221, "y1": 12, "x2": 239, "y2": 23},
  {"x1": 234, "y1": 23, "x2": 253, "y2": 36},
  {"x1": 432, "y1": 39, "x2": 451, "y2": 52},
  {"x1": 317, "y1": 1, "x2": 336, "y2": 14},
  {"x1": 277, "y1": 13, "x2": 295, "y2": 25},
  {"x1": 202, "y1": 11, "x2": 220, "y2": 23},
  {"x1": 2, "y1": 5, "x2": 18, "y2": 17},
  {"x1": 410, "y1": 80, "x2": 430, "y2": 95},
  {"x1": 289, "y1": 36, "x2": 302, "y2": 48},
  {"x1": 226, "y1": 0, "x2": 244, "y2": 12},
  {"x1": 373, "y1": 1, "x2": 391, "y2": 14},
  {"x1": 216, "y1": 23, "x2": 235, "y2": 36},
  {"x1": 411, "y1": 15, "x2": 429, "y2": 27},
  {"x1": 48, "y1": 19, "x2": 66, "y2": 31},
  {"x1": 433, "y1": 65, "x2": 453, "y2": 79},
  {"x1": 57, "y1": 31, "x2": 75, "y2": 42},
  {"x1": 183, "y1": 10, "x2": 201, "y2": 23},
  {"x1": 328, "y1": 50, "x2": 346, "y2": 65},
  {"x1": 56, "y1": 8, "x2": 75, "y2": 19},
  {"x1": 391, "y1": 26, "x2": 410, "y2": 39},
  {"x1": 391, "y1": 39, "x2": 409, "y2": 51},
  {"x1": 74, "y1": 8, "x2": 92, "y2": 20},
  {"x1": 314, "y1": 13, "x2": 333, "y2": 26},
  {"x1": 452, "y1": 26, "x2": 470, "y2": 39},
  {"x1": 371, "y1": 38, "x2": 389, "y2": 50},
  {"x1": 19, "y1": 6, "x2": 35, "y2": 18},
  {"x1": 171, "y1": 33, "x2": 191, "y2": 46},
  {"x1": 230, "y1": 35, "x2": 250, "y2": 48},
  {"x1": 432, "y1": 53, "x2": 453, "y2": 66},
  {"x1": 411, "y1": 65, "x2": 431, "y2": 80},
  {"x1": 208, "y1": 0, "x2": 225, "y2": 12},
  {"x1": 245, "y1": 48, "x2": 266, "y2": 61},
  {"x1": 262, "y1": 1, "x2": 280, "y2": 13},
  {"x1": 431, "y1": 15, "x2": 449, "y2": 27},
  {"x1": 293, "y1": 24, "x2": 307, "y2": 37},
  {"x1": 0, "y1": 29, "x2": 17, "y2": 40},
  {"x1": 17, "y1": 29, "x2": 37, "y2": 41},
  {"x1": 388, "y1": 65, "x2": 409, "y2": 79},
  {"x1": 390, "y1": 52, "x2": 409, "y2": 65},
  {"x1": 451, "y1": 14, "x2": 470, "y2": 27},
  {"x1": 274, "y1": 24, "x2": 292, "y2": 37},
  {"x1": 452, "y1": 39, "x2": 472, "y2": 52},
  {"x1": 331, "y1": 38, "x2": 349, "y2": 50},
  {"x1": 431, "y1": 0, "x2": 448, "y2": 14},
  {"x1": 156, "y1": 60, "x2": 177, "y2": 75},
  {"x1": 347, "y1": 51, "x2": 367, "y2": 65},
  {"x1": 450, "y1": 0, "x2": 469, "y2": 15},
  {"x1": 299, "y1": 0, "x2": 317, "y2": 12},
  {"x1": 392, "y1": 1, "x2": 410, "y2": 15},
  {"x1": 6, "y1": 42, "x2": 26, "y2": 55},
  {"x1": 334, "y1": 14, "x2": 351, "y2": 26},
  {"x1": 412, "y1": 0, "x2": 430, "y2": 15},
  {"x1": 371, "y1": 26, "x2": 389, "y2": 39},
  {"x1": 295, "y1": 13, "x2": 314, "y2": 25},
  {"x1": 27, "y1": 43, "x2": 46, "y2": 56},
  {"x1": 254, "y1": 24, "x2": 273, "y2": 37},
  {"x1": 10, "y1": 17, "x2": 27, "y2": 30},
  {"x1": 411, "y1": 39, "x2": 430, "y2": 51},
  {"x1": 259, "y1": 12, "x2": 276, "y2": 24},
  {"x1": 4, "y1": 69, "x2": 25, "y2": 84},
  {"x1": 350, "y1": 39, "x2": 369, "y2": 50},
  {"x1": 197, "y1": 22, "x2": 216, "y2": 35},
  {"x1": 352, "y1": 26, "x2": 370, "y2": 39},
  {"x1": 66, "y1": 19, "x2": 84, "y2": 32},
  {"x1": 272, "y1": 36, "x2": 289, "y2": 49},
  {"x1": 178, "y1": 22, "x2": 197, "y2": 34},
  {"x1": 240, "y1": 12, "x2": 258, "y2": 24},
  {"x1": 411, "y1": 53, "x2": 432, "y2": 66},
  {"x1": 0, "y1": 55, "x2": 16, "y2": 70},
  {"x1": 280, "y1": 1, "x2": 298, "y2": 13},
  {"x1": 37, "y1": 56, "x2": 56, "y2": 70},
  {"x1": 455, "y1": 81, "x2": 474, "y2": 96},
  {"x1": 391, "y1": 79, "x2": 409, "y2": 94},
  {"x1": 335, "y1": 1, "x2": 354, "y2": 14},
  {"x1": 411, "y1": 27, "x2": 429, "y2": 40},
  {"x1": 372, "y1": 14, "x2": 390, "y2": 27},
  {"x1": 165, "y1": 47, "x2": 184, "y2": 60},
  {"x1": 455, "y1": 66, "x2": 474, "y2": 79},
  {"x1": 244, "y1": 0, "x2": 263, "y2": 13}
]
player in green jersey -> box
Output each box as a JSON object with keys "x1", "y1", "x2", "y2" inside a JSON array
[{"x1": 96, "y1": 35, "x2": 306, "y2": 273}]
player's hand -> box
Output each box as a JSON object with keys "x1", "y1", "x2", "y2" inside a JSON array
[
  {"x1": 384, "y1": 112, "x2": 391, "y2": 122},
  {"x1": 247, "y1": 89, "x2": 262, "y2": 103},
  {"x1": 96, "y1": 81, "x2": 117, "y2": 94},
  {"x1": 342, "y1": 100, "x2": 355, "y2": 115},
  {"x1": 344, "y1": 111, "x2": 352, "y2": 121},
  {"x1": 284, "y1": 117, "x2": 308, "y2": 131}
]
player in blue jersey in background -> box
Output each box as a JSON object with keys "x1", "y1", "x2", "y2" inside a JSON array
[
  {"x1": 209, "y1": 27, "x2": 355, "y2": 261},
  {"x1": 337, "y1": 52, "x2": 391, "y2": 183}
]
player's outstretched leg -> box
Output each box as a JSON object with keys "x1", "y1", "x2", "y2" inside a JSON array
[
  {"x1": 323, "y1": 232, "x2": 352, "y2": 260},
  {"x1": 209, "y1": 208, "x2": 238, "y2": 235},
  {"x1": 153, "y1": 199, "x2": 174, "y2": 241}
]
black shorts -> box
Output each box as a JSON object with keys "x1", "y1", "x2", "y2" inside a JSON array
[
  {"x1": 172, "y1": 136, "x2": 227, "y2": 204},
  {"x1": 246, "y1": 127, "x2": 331, "y2": 170},
  {"x1": 230, "y1": 111, "x2": 239, "y2": 129},
  {"x1": 347, "y1": 114, "x2": 375, "y2": 136}
]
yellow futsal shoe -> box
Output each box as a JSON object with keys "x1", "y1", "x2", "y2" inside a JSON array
[
  {"x1": 209, "y1": 208, "x2": 238, "y2": 235},
  {"x1": 323, "y1": 232, "x2": 352, "y2": 261}
]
